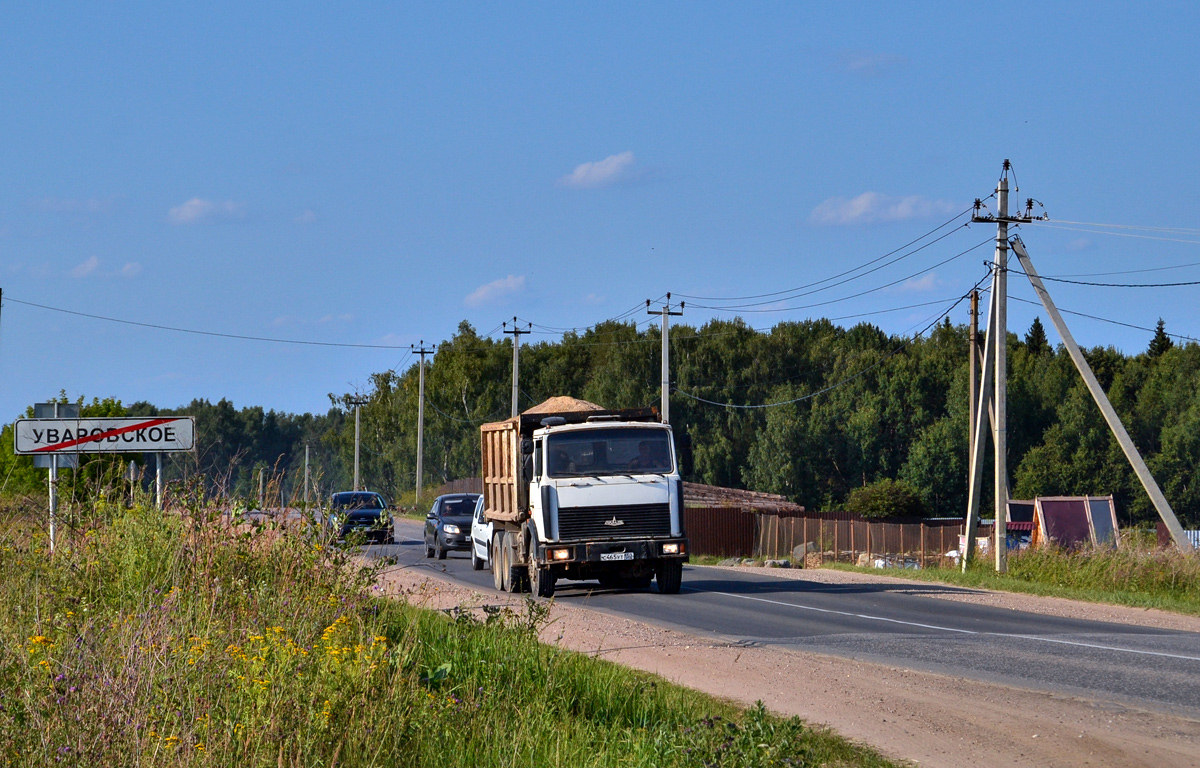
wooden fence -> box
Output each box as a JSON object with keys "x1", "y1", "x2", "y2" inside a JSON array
[{"x1": 685, "y1": 506, "x2": 969, "y2": 568}]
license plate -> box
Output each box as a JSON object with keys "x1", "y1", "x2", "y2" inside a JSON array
[{"x1": 600, "y1": 552, "x2": 635, "y2": 562}]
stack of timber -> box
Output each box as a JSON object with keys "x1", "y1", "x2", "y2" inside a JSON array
[{"x1": 683, "y1": 482, "x2": 804, "y2": 514}]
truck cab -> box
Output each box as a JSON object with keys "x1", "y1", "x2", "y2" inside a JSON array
[{"x1": 482, "y1": 404, "x2": 688, "y2": 597}]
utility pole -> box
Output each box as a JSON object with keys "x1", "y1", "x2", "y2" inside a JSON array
[
  {"x1": 348, "y1": 396, "x2": 368, "y2": 491},
  {"x1": 503, "y1": 319, "x2": 531, "y2": 418},
  {"x1": 304, "y1": 443, "x2": 310, "y2": 509},
  {"x1": 968, "y1": 290, "x2": 979, "y2": 482},
  {"x1": 1010, "y1": 237, "x2": 1194, "y2": 552},
  {"x1": 969, "y1": 161, "x2": 1043, "y2": 571},
  {"x1": 647, "y1": 294, "x2": 684, "y2": 423},
  {"x1": 412, "y1": 341, "x2": 435, "y2": 503}
]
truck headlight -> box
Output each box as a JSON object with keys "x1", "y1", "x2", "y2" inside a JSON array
[
  {"x1": 662, "y1": 543, "x2": 682, "y2": 555},
  {"x1": 550, "y1": 548, "x2": 571, "y2": 561},
  {"x1": 443, "y1": 524, "x2": 461, "y2": 534}
]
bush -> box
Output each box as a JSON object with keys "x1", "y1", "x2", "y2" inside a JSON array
[{"x1": 845, "y1": 478, "x2": 926, "y2": 519}]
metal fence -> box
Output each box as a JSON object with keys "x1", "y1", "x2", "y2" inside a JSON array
[{"x1": 684, "y1": 506, "x2": 757, "y2": 558}]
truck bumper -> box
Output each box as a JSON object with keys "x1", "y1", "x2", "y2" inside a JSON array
[{"x1": 538, "y1": 538, "x2": 689, "y2": 564}]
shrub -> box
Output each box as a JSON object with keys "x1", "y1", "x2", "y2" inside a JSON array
[{"x1": 846, "y1": 478, "x2": 926, "y2": 519}]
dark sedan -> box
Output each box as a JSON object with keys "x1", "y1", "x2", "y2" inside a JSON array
[
  {"x1": 327, "y1": 491, "x2": 393, "y2": 544},
  {"x1": 423, "y1": 493, "x2": 481, "y2": 559}
]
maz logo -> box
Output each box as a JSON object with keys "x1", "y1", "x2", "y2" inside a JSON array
[{"x1": 603, "y1": 517, "x2": 625, "y2": 527}]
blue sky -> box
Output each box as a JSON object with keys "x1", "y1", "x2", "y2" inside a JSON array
[{"x1": 3, "y1": 2, "x2": 1200, "y2": 419}]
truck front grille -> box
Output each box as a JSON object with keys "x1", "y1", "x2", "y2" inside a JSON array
[{"x1": 557, "y1": 503, "x2": 671, "y2": 540}]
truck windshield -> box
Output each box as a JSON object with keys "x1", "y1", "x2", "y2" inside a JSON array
[{"x1": 545, "y1": 428, "x2": 673, "y2": 478}]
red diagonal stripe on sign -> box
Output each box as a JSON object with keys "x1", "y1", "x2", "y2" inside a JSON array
[{"x1": 32, "y1": 418, "x2": 181, "y2": 452}]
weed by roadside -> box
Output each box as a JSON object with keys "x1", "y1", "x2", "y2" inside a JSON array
[
  {"x1": 828, "y1": 540, "x2": 1200, "y2": 615},
  {"x1": 0, "y1": 495, "x2": 896, "y2": 767}
]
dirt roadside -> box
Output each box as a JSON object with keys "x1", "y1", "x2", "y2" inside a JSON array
[{"x1": 373, "y1": 562, "x2": 1200, "y2": 768}]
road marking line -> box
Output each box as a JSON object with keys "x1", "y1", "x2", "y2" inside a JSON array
[{"x1": 698, "y1": 589, "x2": 1200, "y2": 663}]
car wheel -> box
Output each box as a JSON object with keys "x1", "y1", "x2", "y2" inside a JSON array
[
  {"x1": 471, "y1": 545, "x2": 484, "y2": 571},
  {"x1": 655, "y1": 560, "x2": 683, "y2": 594},
  {"x1": 492, "y1": 534, "x2": 506, "y2": 591},
  {"x1": 530, "y1": 563, "x2": 555, "y2": 598},
  {"x1": 435, "y1": 539, "x2": 447, "y2": 560},
  {"x1": 424, "y1": 539, "x2": 434, "y2": 558}
]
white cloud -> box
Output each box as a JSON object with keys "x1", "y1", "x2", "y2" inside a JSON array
[
  {"x1": 465, "y1": 275, "x2": 525, "y2": 307},
  {"x1": 168, "y1": 198, "x2": 245, "y2": 225},
  {"x1": 836, "y1": 50, "x2": 908, "y2": 78},
  {"x1": 810, "y1": 192, "x2": 959, "y2": 226},
  {"x1": 121, "y1": 262, "x2": 142, "y2": 277},
  {"x1": 318, "y1": 313, "x2": 353, "y2": 323},
  {"x1": 295, "y1": 209, "x2": 317, "y2": 224},
  {"x1": 894, "y1": 274, "x2": 941, "y2": 293},
  {"x1": 1065, "y1": 238, "x2": 1093, "y2": 252},
  {"x1": 71, "y1": 256, "x2": 100, "y2": 278},
  {"x1": 558, "y1": 151, "x2": 636, "y2": 189},
  {"x1": 582, "y1": 293, "x2": 606, "y2": 305}
]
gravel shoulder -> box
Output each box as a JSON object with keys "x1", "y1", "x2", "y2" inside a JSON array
[{"x1": 374, "y1": 561, "x2": 1200, "y2": 768}]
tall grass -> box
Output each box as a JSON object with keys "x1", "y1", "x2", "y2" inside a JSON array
[
  {"x1": 833, "y1": 538, "x2": 1200, "y2": 615},
  {"x1": 0, "y1": 493, "x2": 894, "y2": 767}
]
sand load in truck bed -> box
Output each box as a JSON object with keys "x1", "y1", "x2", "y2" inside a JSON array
[{"x1": 522, "y1": 396, "x2": 605, "y2": 415}]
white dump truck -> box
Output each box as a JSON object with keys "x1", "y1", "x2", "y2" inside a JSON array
[{"x1": 481, "y1": 397, "x2": 688, "y2": 597}]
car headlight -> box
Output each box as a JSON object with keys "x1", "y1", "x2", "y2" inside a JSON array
[
  {"x1": 443, "y1": 524, "x2": 461, "y2": 534},
  {"x1": 328, "y1": 515, "x2": 338, "y2": 527}
]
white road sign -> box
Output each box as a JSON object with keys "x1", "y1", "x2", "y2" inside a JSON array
[{"x1": 13, "y1": 417, "x2": 196, "y2": 455}]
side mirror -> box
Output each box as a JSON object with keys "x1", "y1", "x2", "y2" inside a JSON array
[
  {"x1": 522, "y1": 454, "x2": 533, "y2": 483},
  {"x1": 521, "y1": 439, "x2": 534, "y2": 455}
]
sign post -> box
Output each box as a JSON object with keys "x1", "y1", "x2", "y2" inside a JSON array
[{"x1": 14, "y1": 415, "x2": 196, "y2": 551}]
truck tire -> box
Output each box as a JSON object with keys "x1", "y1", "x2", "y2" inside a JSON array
[
  {"x1": 492, "y1": 534, "x2": 507, "y2": 592},
  {"x1": 530, "y1": 562, "x2": 555, "y2": 598},
  {"x1": 655, "y1": 560, "x2": 683, "y2": 594},
  {"x1": 505, "y1": 531, "x2": 529, "y2": 593}
]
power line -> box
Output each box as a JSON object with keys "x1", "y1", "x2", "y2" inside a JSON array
[
  {"x1": 1039, "y1": 219, "x2": 1200, "y2": 235},
  {"x1": 689, "y1": 236, "x2": 993, "y2": 314},
  {"x1": 682, "y1": 220, "x2": 973, "y2": 310},
  {"x1": 1008, "y1": 295, "x2": 1200, "y2": 344},
  {"x1": 676, "y1": 205, "x2": 977, "y2": 302},
  {"x1": 3, "y1": 295, "x2": 412, "y2": 349},
  {"x1": 1029, "y1": 222, "x2": 1200, "y2": 246},
  {"x1": 674, "y1": 281, "x2": 985, "y2": 410},
  {"x1": 1002, "y1": 267, "x2": 1200, "y2": 288}
]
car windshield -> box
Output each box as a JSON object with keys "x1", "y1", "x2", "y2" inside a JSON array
[
  {"x1": 439, "y1": 497, "x2": 478, "y2": 517},
  {"x1": 332, "y1": 493, "x2": 385, "y2": 510},
  {"x1": 546, "y1": 428, "x2": 673, "y2": 478}
]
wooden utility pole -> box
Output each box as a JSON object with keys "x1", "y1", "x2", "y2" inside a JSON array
[
  {"x1": 502, "y1": 320, "x2": 530, "y2": 419},
  {"x1": 411, "y1": 342, "x2": 435, "y2": 502},
  {"x1": 348, "y1": 396, "x2": 368, "y2": 491},
  {"x1": 647, "y1": 294, "x2": 684, "y2": 423},
  {"x1": 968, "y1": 290, "x2": 979, "y2": 486}
]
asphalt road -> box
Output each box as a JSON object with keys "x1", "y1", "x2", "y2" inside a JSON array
[{"x1": 370, "y1": 519, "x2": 1200, "y2": 718}]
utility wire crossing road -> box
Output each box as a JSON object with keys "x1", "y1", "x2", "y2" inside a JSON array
[{"x1": 373, "y1": 519, "x2": 1200, "y2": 718}]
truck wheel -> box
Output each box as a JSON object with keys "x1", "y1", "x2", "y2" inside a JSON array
[
  {"x1": 530, "y1": 563, "x2": 555, "y2": 598},
  {"x1": 505, "y1": 532, "x2": 528, "y2": 593},
  {"x1": 655, "y1": 561, "x2": 683, "y2": 594},
  {"x1": 492, "y1": 534, "x2": 507, "y2": 592}
]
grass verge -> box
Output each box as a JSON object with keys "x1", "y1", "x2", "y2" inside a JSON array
[
  {"x1": 825, "y1": 542, "x2": 1200, "y2": 616},
  {"x1": 0, "y1": 494, "x2": 896, "y2": 767}
]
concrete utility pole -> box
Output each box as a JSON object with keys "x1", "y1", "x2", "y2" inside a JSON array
[
  {"x1": 1010, "y1": 237, "x2": 1194, "y2": 552},
  {"x1": 348, "y1": 396, "x2": 368, "y2": 491},
  {"x1": 968, "y1": 162, "x2": 1043, "y2": 571},
  {"x1": 304, "y1": 443, "x2": 310, "y2": 509},
  {"x1": 412, "y1": 342, "x2": 435, "y2": 502},
  {"x1": 503, "y1": 319, "x2": 530, "y2": 419},
  {"x1": 647, "y1": 294, "x2": 684, "y2": 423}
]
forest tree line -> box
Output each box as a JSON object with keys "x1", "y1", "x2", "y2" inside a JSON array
[{"x1": 2, "y1": 315, "x2": 1197, "y2": 528}]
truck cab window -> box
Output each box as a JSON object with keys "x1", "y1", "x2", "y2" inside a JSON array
[{"x1": 533, "y1": 440, "x2": 542, "y2": 480}]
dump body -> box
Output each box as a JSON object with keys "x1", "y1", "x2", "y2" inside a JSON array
[{"x1": 480, "y1": 403, "x2": 688, "y2": 596}]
